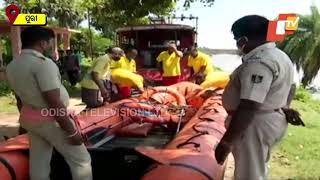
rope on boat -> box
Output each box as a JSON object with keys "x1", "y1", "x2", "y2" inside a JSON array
[{"x1": 176, "y1": 93, "x2": 225, "y2": 151}]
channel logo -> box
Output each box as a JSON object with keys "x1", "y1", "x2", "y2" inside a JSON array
[
  {"x1": 5, "y1": 4, "x2": 47, "y2": 26},
  {"x1": 267, "y1": 14, "x2": 299, "y2": 42}
]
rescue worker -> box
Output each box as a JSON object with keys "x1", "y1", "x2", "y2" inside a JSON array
[
  {"x1": 157, "y1": 41, "x2": 183, "y2": 86},
  {"x1": 214, "y1": 15, "x2": 299, "y2": 180},
  {"x1": 80, "y1": 47, "x2": 122, "y2": 108},
  {"x1": 187, "y1": 45, "x2": 214, "y2": 84},
  {"x1": 6, "y1": 27, "x2": 92, "y2": 180},
  {"x1": 116, "y1": 46, "x2": 138, "y2": 98},
  {"x1": 109, "y1": 47, "x2": 124, "y2": 69},
  {"x1": 122, "y1": 46, "x2": 137, "y2": 73}
]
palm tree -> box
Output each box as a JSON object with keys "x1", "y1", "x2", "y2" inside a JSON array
[{"x1": 278, "y1": 6, "x2": 320, "y2": 86}]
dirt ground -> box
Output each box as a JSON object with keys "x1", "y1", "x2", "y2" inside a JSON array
[
  {"x1": 0, "y1": 98, "x2": 85, "y2": 141},
  {"x1": 0, "y1": 98, "x2": 235, "y2": 179}
]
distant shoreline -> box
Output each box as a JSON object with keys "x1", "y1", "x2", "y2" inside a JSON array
[
  {"x1": 198, "y1": 47, "x2": 238, "y2": 55},
  {"x1": 211, "y1": 54, "x2": 320, "y2": 89}
]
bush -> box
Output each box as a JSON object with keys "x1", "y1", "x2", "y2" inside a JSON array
[
  {"x1": 80, "y1": 57, "x2": 93, "y2": 78},
  {"x1": 81, "y1": 58, "x2": 93, "y2": 68},
  {"x1": 0, "y1": 81, "x2": 13, "y2": 97},
  {"x1": 294, "y1": 86, "x2": 312, "y2": 102}
]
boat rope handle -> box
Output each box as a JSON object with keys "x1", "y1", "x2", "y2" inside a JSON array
[
  {"x1": 193, "y1": 122, "x2": 225, "y2": 135},
  {"x1": 192, "y1": 123, "x2": 209, "y2": 134},
  {"x1": 176, "y1": 141, "x2": 200, "y2": 150},
  {"x1": 176, "y1": 98, "x2": 225, "y2": 151},
  {"x1": 198, "y1": 103, "x2": 219, "y2": 121},
  {"x1": 176, "y1": 132, "x2": 206, "y2": 150}
]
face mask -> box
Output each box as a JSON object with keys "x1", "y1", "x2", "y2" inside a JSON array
[
  {"x1": 41, "y1": 40, "x2": 53, "y2": 58},
  {"x1": 236, "y1": 36, "x2": 248, "y2": 56},
  {"x1": 43, "y1": 47, "x2": 53, "y2": 58},
  {"x1": 43, "y1": 49, "x2": 53, "y2": 59},
  {"x1": 113, "y1": 56, "x2": 121, "y2": 61}
]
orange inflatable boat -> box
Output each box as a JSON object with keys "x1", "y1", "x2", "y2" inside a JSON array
[{"x1": 0, "y1": 82, "x2": 228, "y2": 180}]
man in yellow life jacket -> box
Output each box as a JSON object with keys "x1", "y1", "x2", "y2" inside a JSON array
[
  {"x1": 113, "y1": 46, "x2": 138, "y2": 98},
  {"x1": 80, "y1": 47, "x2": 122, "y2": 108},
  {"x1": 157, "y1": 41, "x2": 183, "y2": 86},
  {"x1": 121, "y1": 46, "x2": 137, "y2": 73},
  {"x1": 187, "y1": 45, "x2": 214, "y2": 84}
]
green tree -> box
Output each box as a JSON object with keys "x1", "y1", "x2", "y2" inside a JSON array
[
  {"x1": 182, "y1": 0, "x2": 215, "y2": 8},
  {"x1": 70, "y1": 28, "x2": 113, "y2": 57},
  {"x1": 83, "y1": 0, "x2": 175, "y2": 36},
  {"x1": 4, "y1": 0, "x2": 215, "y2": 34},
  {"x1": 277, "y1": 6, "x2": 320, "y2": 86},
  {"x1": 84, "y1": 0, "x2": 215, "y2": 37},
  {"x1": 5, "y1": 0, "x2": 86, "y2": 28}
]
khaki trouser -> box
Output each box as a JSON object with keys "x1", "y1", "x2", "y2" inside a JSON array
[
  {"x1": 20, "y1": 120, "x2": 92, "y2": 180},
  {"x1": 232, "y1": 111, "x2": 288, "y2": 180}
]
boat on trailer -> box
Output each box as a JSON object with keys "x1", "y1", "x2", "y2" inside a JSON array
[{"x1": 0, "y1": 18, "x2": 228, "y2": 180}]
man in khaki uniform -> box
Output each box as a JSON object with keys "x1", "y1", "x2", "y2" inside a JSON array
[
  {"x1": 6, "y1": 27, "x2": 92, "y2": 180},
  {"x1": 215, "y1": 15, "x2": 295, "y2": 180}
]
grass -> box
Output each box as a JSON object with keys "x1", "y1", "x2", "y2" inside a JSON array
[
  {"x1": 269, "y1": 98, "x2": 320, "y2": 180},
  {"x1": 0, "y1": 95, "x2": 18, "y2": 113}
]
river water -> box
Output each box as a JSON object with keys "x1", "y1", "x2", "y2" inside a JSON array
[{"x1": 211, "y1": 54, "x2": 320, "y2": 87}]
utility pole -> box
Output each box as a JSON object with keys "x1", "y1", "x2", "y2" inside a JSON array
[{"x1": 87, "y1": 8, "x2": 94, "y2": 61}]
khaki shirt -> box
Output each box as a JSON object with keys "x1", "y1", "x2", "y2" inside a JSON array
[
  {"x1": 6, "y1": 49, "x2": 69, "y2": 109},
  {"x1": 222, "y1": 43, "x2": 294, "y2": 112}
]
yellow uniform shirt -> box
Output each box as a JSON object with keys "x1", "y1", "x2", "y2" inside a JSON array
[
  {"x1": 156, "y1": 51, "x2": 182, "y2": 77},
  {"x1": 6, "y1": 49, "x2": 69, "y2": 108},
  {"x1": 110, "y1": 58, "x2": 123, "y2": 70},
  {"x1": 187, "y1": 51, "x2": 214, "y2": 75},
  {"x1": 80, "y1": 54, "x2": 111, "y2": 90},
  {"x1": 112, "y1": 56, "x2": 136, "y2": 72},
  {"x1": 122, "y1": 56, "x2": 136, "y2": 73}
]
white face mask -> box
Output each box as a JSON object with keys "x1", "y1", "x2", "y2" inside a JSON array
[
  {"x1": 236, "y1": 45, "x2": 245, "y2": 56},
  {"x1": 236, "y1": 36, "x2": 248, "y2": 56}
]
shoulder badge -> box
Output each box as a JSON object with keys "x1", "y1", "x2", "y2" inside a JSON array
[{"x1": 251, "y1": 74, "x2": 263, "y2": 83}]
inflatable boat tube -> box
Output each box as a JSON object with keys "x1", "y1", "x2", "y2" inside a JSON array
[
  {"x1": 137, "y1": 92, "x2": 228, "y2": 180},
  {"x1": 141, "y1": 87, "x2": 186, "y2": 106},
  {"x1": 0, "y1": 150, "x2": 29, "y2": 180}
]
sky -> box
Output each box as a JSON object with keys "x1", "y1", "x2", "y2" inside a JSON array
[
  {"x1": 1, "y1": 0, "x2": 319, "y2": 49},
  {"x1": 172, "y1": 0, "x2": 320, "y2": 49}
]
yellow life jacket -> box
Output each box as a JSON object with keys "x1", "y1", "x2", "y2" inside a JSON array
[
  {"x1": 200, "y1": 71, "x2": 230, "y2": 89},
  {"x1": 111, "y1": 68, "x2": 144, "y2": 88}
]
